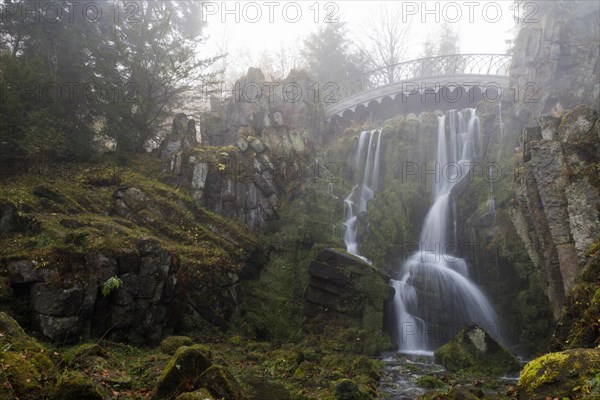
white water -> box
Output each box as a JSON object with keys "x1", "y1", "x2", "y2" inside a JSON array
[
  {"x1": 343, "y1": 130, "x2": 382, "y2": 264},
  {"x1": 391, "y1": 109, "x2": 503, "y2": 352}
]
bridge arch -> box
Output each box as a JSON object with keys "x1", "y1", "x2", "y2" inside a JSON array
[{"x1": 324, "y1": 54, "x2": 512, "y2": 123}]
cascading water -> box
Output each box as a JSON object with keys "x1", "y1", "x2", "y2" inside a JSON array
[
  {"x1": 391, "y1": 109, "x2": 503, "y2": 353},
  {"x1": 343, "y1": 129, "x2": 382, "y2": 263}
]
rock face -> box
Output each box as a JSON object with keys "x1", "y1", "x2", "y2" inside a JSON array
[
  {"x1": 511, "y1": 105, "x2": 600, "y2": 316},
  {"x1": 510, "y1": 2, "x2": 600, "y2": 123},
  {"x1": 6, "y1": 239, "x2": 178, "y2": 344},
  {"x1": 303, "y1": 248, "x2": 394, "y2": 354},
  {"x1": 549, "y1": 249, "x2": 600, "y2": 351},
  {"x1": 516, "y1": 349, "x2": 600, "y2": 400},
  {"x1": 434, "y1": 324, "x2": 520, "y2": 375},
  {"x1": 159, "y1": 68, "x2": 325, "y2": 230}
]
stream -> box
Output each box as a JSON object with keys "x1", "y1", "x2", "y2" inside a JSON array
[{"x1": 377, "y1": 352, "x2": 520, "y2": 399}]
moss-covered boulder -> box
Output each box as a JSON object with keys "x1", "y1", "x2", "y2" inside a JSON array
[
  {"x1": 434, "y1": 324, "x2": 519, "y2": 375},
  {"x1": 516, "y1": 349, "x2": 600, "y2": 399},
  {"x1": 62, "y1": 342, "x2": 107, "y2": 365},
  {"x1": 151, "y1": 345, "x2": 213, "y2": 399},
  {"x1": 333, "y1": 379, "x2": 371, "y2": 400},
  {"x1": 176, "y1": 388, "x2": 216, "y2": 399},
  {"x1": 0, "y1": 312, "x2": 54, "y2": 400},
  {"x1": 197, "y1": 365, "x2": 245, "y2": 400},
  {"x1": 160, "y1": 336, "x2": 194, "y2": 355},
  {"x1": 49, "y1": 371, "x2": 105, "y2": 400}
]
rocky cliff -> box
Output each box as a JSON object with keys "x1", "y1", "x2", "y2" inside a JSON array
[
  {"x1": 160, "y1": 68, "x2": 325, "y2": 230},
  {"x1": 511, "y1": 105, "x2": 600, "y2": 316},
  {"x1": 510, "y1": 2, "x2": 600, "y2": 124}
]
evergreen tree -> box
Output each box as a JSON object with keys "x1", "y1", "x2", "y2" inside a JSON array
[
  {"x1": 0, "y1": 0, "x2": 223, "y2": 166},
  {"x1": 301, "y1": 23, "x2": 365, "y2": 83}
]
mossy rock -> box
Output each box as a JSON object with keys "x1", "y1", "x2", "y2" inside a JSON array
[
  {"x1": 160, "y1": 336, "x2": 194, "y2": 355},
  {"x1": 0, "y1": 312, "x2": 54, "y2": 399},
  {"x1": 350, "y1": 356, "x2": 381, "y2": 381},
  {"x1": 50, "y1": 371, "x2": 104, "y2": 400},
  {"x1": 0, "y1": 351, "x2": 46, "y2": 400},
  {"x1": 416, "y1": 374, "x2": 445, "y2": 389},
  {"x1": 333, "y1": 379, "x2": 371, "y2": 400},
  {"x1": 152, "y1": 344, "x2": 213, "y2": 400},
  {"x1": 292, "y1": 360, "x2": 322, "y2": 381},
  {"x1": 517, "y1": 348, "x2": 600, "y2": 399},
  {"x1": 176, "y1": 388, "x2": 216, "y2": 399},
  {"x1": 198, "y1": 365, "x2": 245, "y2": 400},
  {"x1": 421, "y1": 385, "x2": 479, "y2": 400},
  {"x1": 0, "y1": 312, "x2": 47, "y2": 356},
  {"x1": 62, "y1": 342, "x2": 107, "y2": 365},
  {"x1": 434, "y1": 324, "x2": 519, "y2": 375}
]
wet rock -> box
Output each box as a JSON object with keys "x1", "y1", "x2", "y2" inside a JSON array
[{"x1": 434, "y1": 324, "x2": 519, "y2": 375}]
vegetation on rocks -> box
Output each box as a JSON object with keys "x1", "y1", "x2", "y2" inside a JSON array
[
  {"x1": 434, "y1": 324, "x2": 520, "y2": 376},
  {"x1": 516, "y1": 349, "x2": 600, "y2": 400}
]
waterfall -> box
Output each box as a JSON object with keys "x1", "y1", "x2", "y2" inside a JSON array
[
  {"x1": 343, "y1": 129, "x2": 382, "y2": 264},
  {"x1": 391, "y1": 109, "x2": 503, "y2": 353}
]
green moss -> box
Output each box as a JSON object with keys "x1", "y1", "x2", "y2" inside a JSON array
[
  {"x1": 152, "y1": 344, "x2": 213, "y2": 400},
  {"x1": 350, "y1": 356, "x2": 381, "y2": 381},
  {"x1": 292, "y1": 361, "x2": 322, "y2": 382},
  {"x1": 517, "y1": 349, "x2": 600, "y2": 400},
  {"x1": 50, "y1": 371, "x2": 104, "y2": 400},
  {"x1": 198, "y1": 365, "x2": 244, "y2": 400},
  {"x1": 333, "y1": 379, "x2": 371, "y2": 400},
  {"x1": 0, "y1": 156, "x2": 260, "y2": 273},
  {"x1": 416, "y1": 374, "x2": 446, "y2": 389},
  {"x1": 160, "y1": 336, "x2": 194, "y2": 355},
  {"x1": 176, "y1": 388, "x2": 216, "y2": 399},
  {"x1": 62, "y1": 343, "x2": 106, "y2": 366},
  {"x1": 0, "y1": 351, "x2": 46, "y2": 400},
  {"x1": 434, "y1": 325, "x2": 519, "y2": 376}
]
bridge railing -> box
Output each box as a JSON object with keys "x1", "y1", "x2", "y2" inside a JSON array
[{"x1": 335, "y1": 53, "x2": 512, "y2": 100}]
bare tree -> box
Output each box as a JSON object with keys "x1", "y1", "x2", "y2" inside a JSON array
[
  {"x1": 354, "y1": 3, "x2": 413, "y2": 84},
  {"x1": 257, "y1": 40, "x2": 301, "y2": 81}
]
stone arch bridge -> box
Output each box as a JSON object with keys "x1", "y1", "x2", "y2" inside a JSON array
[{"x1": 325, "y1": 53, "x2": 512, "y2": 123}]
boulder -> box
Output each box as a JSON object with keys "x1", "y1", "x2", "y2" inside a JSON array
[
  {"x1": 160, "y1": 336, "x2": 194, "y2": 355},
  {"x1": 198, "y1": 365, "x2": 245, "y2": 400},
  {"x1": 333, "y1": 379, "x2": 371, "y2": 400},
  {"x1": 151, "y1": 345, "x2": 213, "y2": 399},
  {"x1": 434, "y1": 324, "x2": 519, "y2": 375},
  {"x1": 0, "y1": 312, "x2": 54, "y2": 400},
  {"x1": 49, "y1": 371, "x2": 104, "y2": 400},
  {"x1": 516, "y1": 349, "x2": 600, "y2": 399}
]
